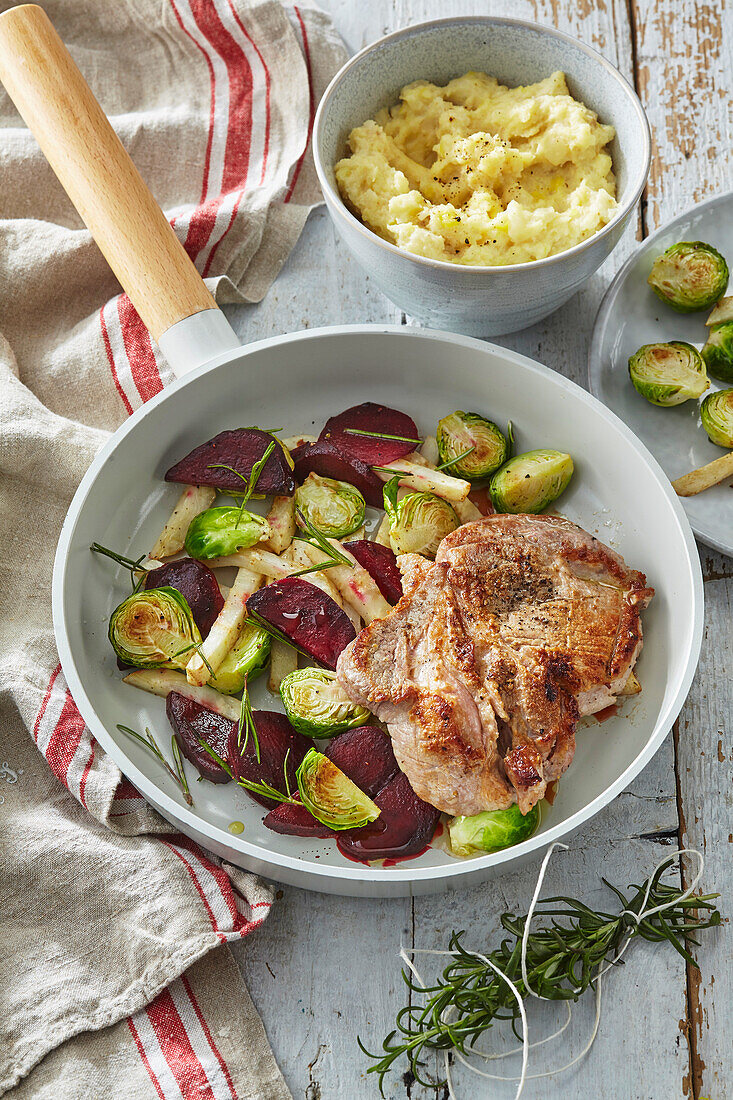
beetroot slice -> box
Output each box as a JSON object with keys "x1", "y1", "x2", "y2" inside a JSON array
[
  {"x1": 166, "y1": 692, "x2": 233, "y2": 784},
  {"x1": 165, "y1": 429, "x2": 296, "y2": 496},
  {"x1": 343, "y1": 540, "x2": 403, "y2": 605},
  {"x1": 292, "y1": 440, "x2": 384, "y2": 508},
  {"x1": 325, "y1": 726, "x2": 399, "y2": 798},
  {"x1": 336, "y1": 772, "x2": 439, "y2": 862},
  {"x1": 227, "y1": 710, "x2": 311, "y2": 809},
  {"x1": 264, "y1": 797, "x2": 335, "y2": 838},
  {"x1": 247, "y1": 578, "x2": 356, "y2": 670},
  {"x1": 319, "y1": 402, "x2": 419, "y2": 465},
  {"x1": 144, "y1": 558, "x2": 224, "y2": 638}
]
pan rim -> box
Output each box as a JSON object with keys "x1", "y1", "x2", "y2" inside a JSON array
[{"x1": 52, "y1": 324, "x2": 703, "y2": 887}]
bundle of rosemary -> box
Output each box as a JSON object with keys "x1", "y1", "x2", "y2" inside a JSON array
[{"x1": 360, "y1": 849, "x2": 720, "y2": 1096}]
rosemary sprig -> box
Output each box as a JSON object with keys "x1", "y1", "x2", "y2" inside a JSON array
[
  {"x1": 197, "y1": 738, "x2": 298, "y2": 804},
  {"x1": 293, "y1": 508, "x2": 354, "y2": 569},
  {"x1": 207, "y1": 439, "x2": 276, "y2": 527},
  {"x1": 436, "y1": 445, "x2": 476, "y2": 471},
  {"x1": 117, "y1": 723, "x2": 193, "y2": 806},
  {"x1": 360, "y1": 856, "x2": 721, "y2": 1093},
  {"x1": 288, "y1": 558, "x2": 344, "y2": 578},
  {"x1": 344, "y1": 427, "x2": 422, "y2": 445},
  {"x1": 91, "y1": 542, "x2": 150, "y2": 591},
  {"x1": 237, "y1": 678, "x2": 260, "y2": 763}
]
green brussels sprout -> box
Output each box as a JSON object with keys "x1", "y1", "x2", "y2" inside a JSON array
[
  {"x1": 296, "y1": 748, "x2": 381, "y2": 830},
  {"x1": 648, "y1": 241, "x2": 729, "y2": 312},
  {"x1": 628, "y1": 341, "x2": 709, "y2": 406},
  {"x1": 209, "y1": 622, "x2": 271, "y2": 695},
  {"x1": 700, "y1": 389, "x2": 733, "y2": 448},
  {"x1": 706, "y1": 295, "x2": 733, "y2": 326},
  {"x1": 280, "y1": 668, "x2": 370, "y2": 737},
  {"x1": 184, "y1": 507, "x2": 269, "y2": 560},
  {"x1": 383, "y1": 476, "x2": 459, "y2": 558},
  {"x1": 701, "y1": 322, "x2": 733, "y2": 383},
  {"x1": 295, "y1": 472, "x2": 365, "y2": 539},
  {"x1": 109, "y1": 586, "x2": 201, "y2": 669},
  {"x1": 448, "y1": 804, "x2": 540, "y2": 858},
  {"x1": 436, "y1": 411, "x2": 511, "y2": 480},
  {"x1": 490, "y1": 450, "x2": 573, "y2": 514}
]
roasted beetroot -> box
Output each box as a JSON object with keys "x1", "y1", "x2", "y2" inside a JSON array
[
  {"x1": 166, "y1": 692, "x2": 233, "y2": 784},
  {"x1": 325, "y1": 726, "x2": 399, "y2": 798},
  {"x1": 144, "y1": 557, "x2": 224, "y2": 637},
  {"x1": 292, "y1": 440, "x2": 384, "y2": 508},
  {"x1": 264, "y1": 796, "x2": 335, "y2": 838},
  {"x1": 247, "y1": 578, "x2": 356, "y2": 670},
  {"x1": 227, "y1": 710, "x2": 311, "y2": 809},
  {"x1": 336, "y1": 772, "x2": 439, "y2": 862},
  {"x1": 165, "y1": 429, "x2": 296, "y2": 496},
  {"x1": 319, "y1": 402, "x2": 419, "y2": 465},
  {"x1": 343, "y1": 540, "x2": 403, "y2": 605}
]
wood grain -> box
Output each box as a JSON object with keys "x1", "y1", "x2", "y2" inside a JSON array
[
  {"x1": 227, "y1": 2, "x2": 732, "y2": 1097},
  {"x1": 0, "y1": 4, "x2": 217, "y2": 340}
]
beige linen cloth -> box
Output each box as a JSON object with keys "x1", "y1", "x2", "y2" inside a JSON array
[{"x1": 0, "y1": 1, "x2": 346, "y2": 1096}]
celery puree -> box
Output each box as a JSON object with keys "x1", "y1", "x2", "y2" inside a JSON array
[{"x1": 335, "y1": 71, "x2": 618, "y2": 266}]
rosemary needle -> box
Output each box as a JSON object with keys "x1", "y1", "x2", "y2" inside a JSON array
[{"x1": 117, "y1": 723, "x2": 192, "y2": 806}]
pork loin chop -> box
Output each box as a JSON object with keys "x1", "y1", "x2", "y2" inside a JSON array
[{"x1": 337, "y1": 515, "x2": 653, "y2": 816}]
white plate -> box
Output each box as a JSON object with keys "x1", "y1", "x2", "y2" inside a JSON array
[
  {"x1": 53, "y1": 326, "x2": 703, "y2": 896},
  {"x1": 589, "y1": 191, "x2": 733, "y2": 557}
]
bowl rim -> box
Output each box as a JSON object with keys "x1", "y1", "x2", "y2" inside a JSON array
[
  {"x1": 52, "y1": 324, "x2": 703, "y2": 889},
  {"x1": 313, "y1": 14, "x2": 651, "y2": 277}
]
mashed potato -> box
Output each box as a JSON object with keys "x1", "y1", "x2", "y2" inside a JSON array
[{"x1": 335, "y1": 71, "x2": 618, "y2": 266}]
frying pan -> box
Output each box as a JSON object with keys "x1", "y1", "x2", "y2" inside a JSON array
[{"x1": 0, "y1": 5, "x2": 703, "y2": 897}]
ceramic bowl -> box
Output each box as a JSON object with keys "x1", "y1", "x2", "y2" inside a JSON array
[{"x1": 313, "y1": 16, "x2": 651, "y2": 336}]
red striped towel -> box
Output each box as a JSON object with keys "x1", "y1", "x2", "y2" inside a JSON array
[{"x1": 0, "y1": 1, "x2": 346, "y2": 1095}]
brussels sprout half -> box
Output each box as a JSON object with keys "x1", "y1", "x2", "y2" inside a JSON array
[
  {"x1": 490, "y1": 450, "x2": 573, "y2": 514},
  {"x1": 436, "y1": 411, "x2": 511, "y2": 480},
  {"x1": 648, "y1": 241, "x2": 729, "y2": 312},
  {"x1": 296, "y1": 748, "x2": 381, "y2": 830},
  {"x1": 184, "y1": 506, "x2": 269, "y2": 560},
  {"x1": 448, "y1": 804, "x2": 540, "y2": 858},
  {"x1": 279, "y1": 668, "x2": 370, "y2": 738},
  {"x1": 209, "y1": 621, "x2": 272, "y2": 695},
  {"x1": 109, "y1": 586, "x2": 202, "y2": 669},
  {"x1": 702, "y1": 322, "x2": 733, "y2": 384},
  {"x1": 700, "y1": 389, "x2": 733, "y2": 448},
  {"x1": 628, "y1": 341, "x2": 709, "y2": 406},
  {"x1": 295, "y1": 472, "x2": 366, "y2": 539},
  {"x1": 383, "y1": 477, "x2": 459, "y2": 558}
]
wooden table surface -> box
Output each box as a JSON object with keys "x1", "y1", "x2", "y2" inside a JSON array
[{"x1": 227, "y1": 3, "x2": 732, "y2": 1097}]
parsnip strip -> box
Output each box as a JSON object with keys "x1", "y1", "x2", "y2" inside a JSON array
[
  {"x1": 186, "y1": 567, "x2": 261, "y2": 686},
  {"x1": 281, "y1": 433, "x2": 317, "y2": 450},
  {"x1": 453, "y1": 497, "x2": 483, "y2": 523},
  {"x1": 293, "y1": 541, "x2": 361, "y2": 629},
  {"x1": 619, "y1": 670, "x2": 642, "y2": 696},
  {"x1": 263, "y1": 495, "x2": 296, "y2": 554},
  {"x1": 421, "y1": 435, "x2": 440, "y2": 466},
  {"x1": 122, "y1": 669, "x2": 240, "y2": 722},
  {"x1": 151, "y1": 485, "x2": 215, "y2": 559},
  {"x1": 325, "y1": 540, "x2": 391, "y2": 623},
  {"x1": 373, "y1": 457, "x2": 470, "y2": 501},
  {"x1": 672, "y1": 451, "x2": 733, "y2": 496},
  {"x1": 268, "y1": 638, "x2": 297, "y2": 692},
  {"x1": 204, "y1": 548, "x2": 294, "y2": 576},
  {"x1": 374, "y1": 514, "x2": 392, "y2": 547}
]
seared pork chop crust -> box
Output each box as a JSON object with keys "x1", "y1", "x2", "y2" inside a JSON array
[{"x1": 337, "y1": 515, "x2": 653, "y2": 816}]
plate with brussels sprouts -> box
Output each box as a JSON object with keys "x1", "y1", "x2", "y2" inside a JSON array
[{"x1": 590, "y1": 191, "x2": 733, "y2": 556}]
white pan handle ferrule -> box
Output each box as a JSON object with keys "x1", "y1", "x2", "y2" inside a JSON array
[{"x1": 0, "y1": 4, "x2": 239, "y2": 377}]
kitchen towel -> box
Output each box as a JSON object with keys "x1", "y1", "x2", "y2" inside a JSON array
[{"x1": 0, "y1": 0, "x2": 346, "y2": 1096}]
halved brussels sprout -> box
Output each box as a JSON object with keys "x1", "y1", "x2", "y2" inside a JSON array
[
  {"x1": 383, "y1": 476, "x2": 459, "y2": 558},
  {"x1": 490, "y1": 450, "x2": 573, "y2": 514},
  {"x1": 184, "y1": 507, "x2": 269, "y2": 560},
  {"x1": 279, "y1": 668, "x2": 370, "y2": 737},
  {"x1": 296, "y1": 748, "x2": 380, "y2": 830},
  {"x1": 648, "y1": 241, "x2": 729, "y2": 312},
  {"x1": 701, "y1": 322, "x2": 733, "y2": 383},
  {"x1": 448, "y1": 804, "x2": 540, "y2": 858},
  {"x1": 700, "y1": 389, "x2": 733, "y2": 448},
  {"x1": 294, "y1": 472, "x2": 366, "y2": 539},
  {"x1": 209, "y1": 621, "x2": 271, "y2": 695},
  {"x1": 109, "y1": 586, "x2": 202, "y2": 669},
  {"x1": 436, "y1": 411, "x2": 511, "y2": 480},
  {"x1": 628, "y1": 341, "x2": 709, "y2": 406},
  {"x1": 707, "y1": 296, "x2": 733, "y2": 326}
]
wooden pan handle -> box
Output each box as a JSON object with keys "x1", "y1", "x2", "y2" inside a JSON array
[{"x1": 0, "y1": 4, "x2": 217, "y2": 341}]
